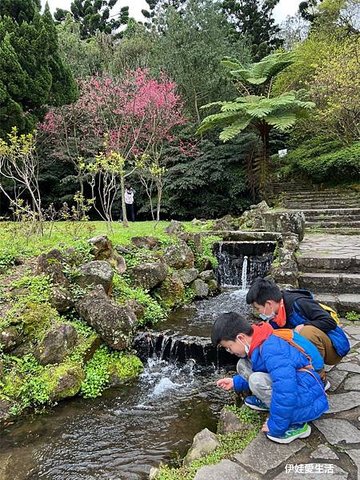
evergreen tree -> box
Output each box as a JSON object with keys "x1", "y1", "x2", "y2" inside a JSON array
[
  {"x1": 0, "y1": 1, "x2": 77, "y2": 138},
  {"x1": 299, "y1": 0, "x2": 323, "y2": 22},
  {"x1": 150, "y1": 0, "x2": 251, "y2": 121},
  {"x1": 221, "y1": 0, "x2": 283, "y2": 60},
  {"x1": 54, "y1": 0, "x2": 129, "y2": 39}
]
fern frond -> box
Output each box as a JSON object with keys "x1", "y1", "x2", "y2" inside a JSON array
[{"x1": 219, "y1": 117, "x2": 252, "y2": 142}]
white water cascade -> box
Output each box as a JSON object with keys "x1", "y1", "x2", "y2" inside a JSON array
[{"x1": 241, "y1": 255, "x2": 248, "y2": 291}]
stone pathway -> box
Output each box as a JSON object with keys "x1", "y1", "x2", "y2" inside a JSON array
[{"x1": 194, "y1": 321, "x2": 360, "y2": 480}]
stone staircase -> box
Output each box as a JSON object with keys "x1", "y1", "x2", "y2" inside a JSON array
[
  {"x1": 273, "y1": 186, "x2": 360, "y2": 313},
  {"x1": 297, "y1": 234, "x2": 360, "y2": 314},
  {"x1": 280, "y1": 189, "x2": 360, "y2": 233}
]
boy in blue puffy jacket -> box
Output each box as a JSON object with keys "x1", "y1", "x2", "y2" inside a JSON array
[
  {"x1": 245, "y1": 278, "x2": 349, "y2": 384},
  {"x1": 212, "y1": 312, "x2": 329, "y2": 444}
]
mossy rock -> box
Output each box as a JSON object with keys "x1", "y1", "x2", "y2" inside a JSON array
[
  {"x1": 49, "y1": 364, "x2": 85, "y2": 402},
  {"x1": 109, "y1": 353, "x2": 143, "y2": 387},
  {"x1": 155, "y1": 273, "x2": 185, "y2": 309}
]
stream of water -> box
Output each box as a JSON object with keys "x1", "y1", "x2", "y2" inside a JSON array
[{"x1": 0, "y1": 289, "x2": 251, "y2": 480}]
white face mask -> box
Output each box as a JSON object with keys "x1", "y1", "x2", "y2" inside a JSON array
[
  {"x1": 259, "y1": 312, "x2": 276, "y2": 322},
  {"x1": 237, "y1": 337, "x2": 250, "y2": 357},
  {"x1": 259, "y1": 303, "x2": 276, "y2": 322}
]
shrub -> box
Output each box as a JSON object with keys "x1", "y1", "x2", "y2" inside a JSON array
[{"x1": 283, "y1": 138, "x2": 360, "y2": 183}]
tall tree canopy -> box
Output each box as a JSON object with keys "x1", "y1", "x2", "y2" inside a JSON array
[
  {"x1": 221, "y1": 0, "x2": 283, "y2": 60},
  {"x1": 150, "y1": 0, "x2": 251, "y2": 121},
  {"x1": 54, "y1": 0, "x2": 129, "y2": 39},
  {"x1": 0, "y1": 1, "x2": 77, "y2": 138}
]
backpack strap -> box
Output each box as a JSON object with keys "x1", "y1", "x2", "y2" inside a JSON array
[{"x1": 272, "y1": 329, "x2": 313, "y2": 370}]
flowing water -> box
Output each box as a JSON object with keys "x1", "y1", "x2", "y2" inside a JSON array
[{"x1": 0, "y1": 290, "x2": 252, "y2": 480}]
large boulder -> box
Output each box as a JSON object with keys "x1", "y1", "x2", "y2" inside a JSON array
[
  {"x1": 36, "y1": 324, "x2": 78, "y2": 365},
  {"x1": 190, "y1": 279, "x2": 209, "y2": 299},
  {"x1": 156, "y1": 273, "x2": 185, "y2": 309},
  {"x1": 238, "y1": 201, "x2": 270, "y2": 230},
  {"x1": 49, "y1": 365, "x2": 85, "y2": 402},
  {"x1": 131, "y1": 236, "x2": 160, "y2": 250},
  {"x1": 217, "y1": 407, "x2": 253, "y2": 435},
  {"x1": 76, "y1": 260, "x2": 114, "y2": 294},
  {"x1": 199, "y1": 270, "x2": 215, "y2": 282},
  {"x1": 177, "y1": 268, "x2": 199, "y2": 285},
  {"x1": 0, "y1": 327, "x2": 22, "y2": 353},
  {"x1": 262, "y1": 211, "x2": 306, "y2": 241},
  {"x1": 163, "y1": 241, "x2": 195, "y2": 269},
  {"x1": 88, "y1": 235, "x2": 126, "y2": 274},
  {"x1": 36, "y1": 249, "x2": 68, "y2": 286},
  {"x1": 165, "y1": 220, "x2": 185, "y2": 235},
  {"x1": 76, "y1": 285, "x2": 136, "y2": 350},
  {"x1": 131, "y1": 261, "x2": 168, "y2": 290},
  {"x1": 212, "y1": 215, "x2": 240, "y2": 231},
  {"x1": 50, "y1": 286, "x2": 74, "y2": 313},
  {"x1": 183, "y1": 428, "x2": 220, "y2": 466}
]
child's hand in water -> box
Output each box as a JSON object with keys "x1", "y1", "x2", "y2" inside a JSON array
[{"x1": 216, "y1": 378, "x2": 234, "y2": 391}]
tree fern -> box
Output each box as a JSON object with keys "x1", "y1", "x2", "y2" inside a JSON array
[{"x1": 197, "y1": 51, "x2": 315, "y2": 195}]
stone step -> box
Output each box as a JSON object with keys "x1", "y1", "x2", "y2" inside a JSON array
[
  {"x1": 314, "y1": 293, "x2": 360, "y2": 314},
  {"x1": 285, "y1": 196, "x2": 360, "y2": 204},
  {"x1": 306, "y1": 220, "x2": 360, "y2": 228},
  {"x1": 305, "y1": 214, "x2": 360, "y2": 222},
  {"x1": 284, "y1": 202, "x2": 360, "y2": 209},
  {"x1": 299, "y1": 272, "x2": 360, "y2": 294},
  {"x1": 287, "y1": 208, "x2": 360, "y2": 216},
  {"x1": 283, "y1": 191, "x2": 360, "y2": 198},
  {"x1": 298, "y1": 255, "x2": 360, "y2": 273},
  {"x1": 304, "y1": 227, "x2": 360, "y2": 235}
]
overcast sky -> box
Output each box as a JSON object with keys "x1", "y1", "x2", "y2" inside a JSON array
[{"x1": 42, "y1": 0, "x2": 301, "y2": 23}]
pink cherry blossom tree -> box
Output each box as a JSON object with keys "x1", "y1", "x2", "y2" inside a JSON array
[{"x1": 41, "y1": 69, "x2": 185, "y2": 225}]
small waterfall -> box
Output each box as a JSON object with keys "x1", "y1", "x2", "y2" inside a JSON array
[
  {"x1": 241, "y1": 255, "x2": 248, "y2": 291},
  {"x1": 214, "y1": 241, "x2": 276, "y2": 287}
]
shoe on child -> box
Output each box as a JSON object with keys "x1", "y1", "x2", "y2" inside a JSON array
[
  {"x1": 266, "y1": 423, "x2": 311, "y2": 444},
  {"x1": 244, "y1": 395, "x2": 269, "y2": 412}
]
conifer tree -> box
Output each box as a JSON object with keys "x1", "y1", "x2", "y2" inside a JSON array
[
  {"x1": 222, "y1": 0, "x2": 283, "y2": 60},
  {"x1": 0, "y1": 1, "x2": 77, "y2": 138},
  {"x1": 54, "y1": 0, "x2": 129, "y2": 39}
]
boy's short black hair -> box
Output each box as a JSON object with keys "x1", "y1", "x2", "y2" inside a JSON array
[
  {"x1": 246, "y1": 277, "x2": 282, "y2": 306},
  {"x1": 211, "y1": 312, "x2": 253, "y2": 346}
]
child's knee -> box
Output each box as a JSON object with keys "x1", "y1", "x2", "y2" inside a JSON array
[{"x1": 249, "y1": 372, "x2": 268, "y2": 390}]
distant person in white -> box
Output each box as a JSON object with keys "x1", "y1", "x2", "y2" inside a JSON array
[{"x1": 124, "y1": 184, "x2": 136, "y2": 221}]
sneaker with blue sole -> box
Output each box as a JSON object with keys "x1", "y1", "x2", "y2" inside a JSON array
[
  {"x1": 244, "y1": 395, "x2": 269, "y2": 411},
  {"x1": 266, "y1": 423, "x2": 311, "y2": 444}
]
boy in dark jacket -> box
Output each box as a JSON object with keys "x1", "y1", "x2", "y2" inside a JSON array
[
  {"x1": 245, "y1": 278, "x2": 349, "y2": 373},
  {"x1": 212, "y1": 312, "x2": 329, "y2": 444}
]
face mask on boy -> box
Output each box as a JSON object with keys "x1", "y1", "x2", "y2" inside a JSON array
[
  {"x1": 237, "y1": 337, "x2": 250, "y2": 357},
  {"x1": 259, "y1": 312, "x2": 276, "y2": 322}
]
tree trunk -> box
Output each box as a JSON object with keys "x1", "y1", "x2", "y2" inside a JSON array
[
  {"x1": 258, "y1": 122, "x2": 271, "y2": 200},
  {"x1": 120, "y1": 176, "x2": 128, "y2": 227}
]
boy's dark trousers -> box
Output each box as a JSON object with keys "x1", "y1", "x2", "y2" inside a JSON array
[{"x1": 126, "y1": 203, "x2": 135, "y2": 221}]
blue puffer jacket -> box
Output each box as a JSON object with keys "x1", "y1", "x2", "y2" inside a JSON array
[{"x1": 250, "y1": 335, "x2": 328, "y2": 436}]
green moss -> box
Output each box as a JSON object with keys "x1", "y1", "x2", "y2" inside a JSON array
[
  {"x1": 80, "y1": 345, "x2": 143, "y2": 399},
  {"x1": 113, "y1": 274, "x2": 166, "y2": 326},
  {"x1": 48, "y1": 363, "x2": 85, "y2": 401},
  {"x1": 3, "y1": 301, "x2": 59, "y2": 344},
  {"x1": 345, "y1": 311, "x2": 360, "y2": 322},
  {"x1": 10, "y1": 274, "x2": 52, "y2": 303}
]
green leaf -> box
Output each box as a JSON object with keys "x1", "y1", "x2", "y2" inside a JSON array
[{"x1": 219, "y1": 117, "x2": 252, "y2": 141}]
